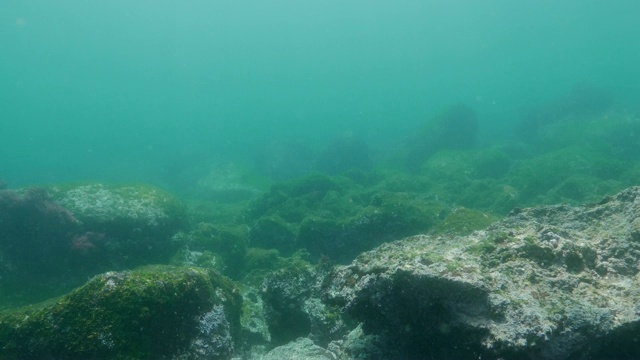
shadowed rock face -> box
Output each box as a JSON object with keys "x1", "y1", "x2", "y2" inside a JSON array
[{"x1": 322, "y1": 186, "x2": 640, "y2": 360}]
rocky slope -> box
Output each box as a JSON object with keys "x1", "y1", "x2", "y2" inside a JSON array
[{"x1": 320, "y1": 186, "x2": 640, "y2": 359}]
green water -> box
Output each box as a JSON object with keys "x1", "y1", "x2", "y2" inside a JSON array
[{"x1": 1, "y1": 0, "x2": 639, "y2": 187}]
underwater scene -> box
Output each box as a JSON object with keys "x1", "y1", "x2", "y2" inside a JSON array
[{"x1": 1, "y1": 1, "x2": 640, "y2": 359}]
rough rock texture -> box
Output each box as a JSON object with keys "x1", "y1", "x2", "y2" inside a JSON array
[
  {"x1": 240, "y1": 285, "x2": 272, "y2": 347},
  {"x1": 259, "y1": 337, "x2": 336, "y2": 360},
  {"x1": 51, "y1": 183, "x2": 187, "y2": 269},
  {"x1": 323, "y1": 186, "x2": 640, "y2": 359},
  {"x1": 0, "y1": 265, "x2": 242, "y2": 360},
  {"x1": 52, "y1": 183, "x2": 186, "y2": 236}
]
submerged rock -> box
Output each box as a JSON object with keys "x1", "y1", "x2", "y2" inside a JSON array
[
  {"x1": 260, "y1": 337, "x2": 336, "y2": 360},
  {"x1": 51, "y1": 183, "x2": 187, "y2": 269},
  {"x1": 0, "y1": 187, "x2": 80, "y2": 296},
  {"x1": 248, "y1": 173, "x2": 443, "y2": 262},
  {"x1": 0, "y1": 265, "x2": 242, "y2": 360},
  {"x1": 322, "y1": 186, "x2": 640, "y2": 359}
]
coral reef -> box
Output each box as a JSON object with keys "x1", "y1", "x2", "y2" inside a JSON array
[
  {"x1": 516, "y1": 84, "x2": 613, "y2": 141},
  {"x1": 247, "y1": 173, "x2": 444, "y2": 262}
]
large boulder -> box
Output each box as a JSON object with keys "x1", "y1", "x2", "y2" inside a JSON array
[
  {"x1": 259, "y1": 337, "x2": 336, "y2": 360},
  {"x1": 51, "y1": 183, "x2": 187, "y2": 270},
  {"x1": 260, "y1": 262, "x2": 345, "y2": 348},
  {"x1": 323, "y1": 186, "x2": 640, "y2": 359},
  {"x1": 0, "y1": 265, "x2": 242, "y2": 360}
]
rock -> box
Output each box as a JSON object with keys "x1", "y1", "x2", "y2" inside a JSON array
[
  {"x1": 515, "y1": 84, "x2": 612, "y2": 142},
  {"x1": 52, "y1": 183, "x2": 186, "y2": 236},
  {"x1": 51, "y1": 183, "x2": 187, "y2": 268},
  {"x1": 0, "y1": 187, "x2": 80, "y2": 297},
  {"x1": 171, "y1": 222, "x2": 249, "y2": 278},
  {"x1": 248, "y1": 174, "x2": 443, "y2": 262},
  {"x1": 260, "y1": 337, "x2": 336, "y2": 360},
  {"x1": 322, "y1": 186, "x2": 640, "y2": 359},
  {"x1": 327, "y1": 325, "x2": 384, "y2": 360},
  {"x1": 300, "y1": 191, "x2": 441, "y2": 262},
  {"x1": 194, "y1": 163, "x2": 262, "y2": 203},
  {"x1": 0, "y1": 265, "x2": 242, "y2": 360}
]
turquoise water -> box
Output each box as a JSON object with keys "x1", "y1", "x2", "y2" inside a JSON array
[
  {"x1": 3, "y1": 2, "x2": 640, "y2": 357},
  {"x1": 1, "y1": 0, "x2": 639, "y2": 187}
]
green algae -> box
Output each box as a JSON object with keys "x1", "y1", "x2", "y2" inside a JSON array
[
  {"x1": 433, "y1": 207, "x2": 500, "y2": 236},
  {"x1": 51, "y1": 182, "x2": 187, "y2": 233},
  {"x1": 0, "y1": 265, "x2": 241, "y2": 360},
  {"x1": 247, "y1": 173, "x2": 446, "y2": 262},
  {"x1": 172, "y1": 222, "x2": 249, "y2": 278}
]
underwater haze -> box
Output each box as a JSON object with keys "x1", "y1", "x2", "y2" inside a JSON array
[
  {"x1": 1, "y1": 0, "x2": 639, "y2": 187},
  {"x1": 5, "y1": 2, "x2": 640, "y2": 358}
]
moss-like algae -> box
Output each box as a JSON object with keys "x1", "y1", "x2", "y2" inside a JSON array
[
  {"x1": 0, "y1": 265, "x2": 241, "y2": 360},
  {"x1": 433, "y1": 207, "x2": 499, "y2": 236}
]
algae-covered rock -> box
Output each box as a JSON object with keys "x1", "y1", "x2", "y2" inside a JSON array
[
  {"x1": 261, "y1": 262, "x2": 317, "y2": 346},
  {"x1": 506, "y1": 146, "x2": 625, "y2": 206},
  {"x1": 515, "y1": 84, "x2": 612, "y2": 142},
  {"x1": 323, "y1": 186, "x2": 640, "y2": 359},
  {"x1": 299, "y1": 191, "x2": 441, "y2": 262},
  {"x1": 51, "y1": 183, "x2": 187, "y2": 268},
  {"x1": 193, "y1": 163, "x2": 263, "y2": 203},
  {"x1": 248, "y1": 173, "x2": 443, "y2": 263},
  {"x1": 433, "y1": 207, "x2": 499, "y2": 236},
  {"x1": 261, "y1": 260, "x2": 346, "y2": 349},
  {"x1": 247, "y1": 174, "x2": 357, "y2": 258},
  {"x1": 0, "y1": 265, "x2": 242, "y2": 360},
  {"x1": 241, "y1": 248, "x2": 282, "y2": 282},
  {"x1": 171, "y1": 222, "x2": 249, "y2": 278},
  {"x1": 240, "y1": 285, "x2": 272, "y2": 347},
  {"x1": 250, "y1": 215, "x2": 299, "y2": 254},
  {"x1": 52, "y1": 183, "x2": 186, "y2": 236}
]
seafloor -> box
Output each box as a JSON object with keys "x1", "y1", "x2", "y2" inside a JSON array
[{"x1": 2, "y1": 91, "x2": 640, "y2": 359}]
